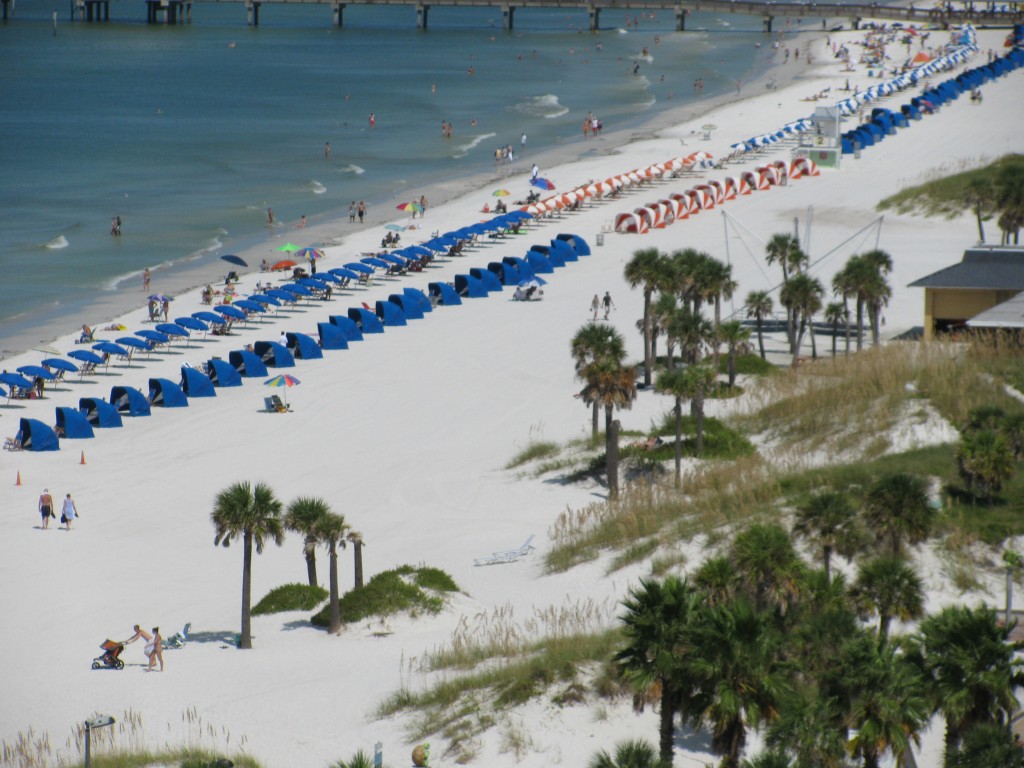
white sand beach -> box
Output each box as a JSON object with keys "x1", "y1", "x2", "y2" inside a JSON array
[{"x1": 0, "y1": 22, "x2": 1021, "y2": 768}]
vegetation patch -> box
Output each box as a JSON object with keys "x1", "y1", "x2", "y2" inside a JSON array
[
  {"x1": 877, "y1": 153, "x2": 1024, "y2": 218},
  {"x1": 311, "y1": 565, "x2": 458, "y2": 627},
  {"x1": 252, "y1": 583, "x2": 328, "y2": 616},
  {"x1": 505, "y1": 440, "x2": 560, "y2": 469}
]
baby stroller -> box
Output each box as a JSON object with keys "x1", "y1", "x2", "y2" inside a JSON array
[{"x1": 92, "y1": 639, "x2": 125, "y2": 670}]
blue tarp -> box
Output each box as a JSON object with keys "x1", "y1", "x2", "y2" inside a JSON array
[
  {"x1": 469, "y1": 267, "x2": 503, "y2": 292},
  {"x1": 428, "y1": 281, "x2": 462, "y2": 306},
  {"x1": 454, "y1": 274, "x2": 488, "y2": 298},
  {"x1": 79, "y1": 397, "x2": 123, "y2": 428},
  {"x1": 348, "y1": 307, "x2": 384, "y2": 333},
  {"x1": 376, "y1": 300, "x2": 408, "y2": 326},
  {"x1": 207, "y1": 358, "x2": 243, "y2": 387},
  {"x1": 318, "y1": 322, "x2": 349, "y2": 350},
  {"x1": 19, "y1": 418, "x2": 59, "y2": 452},
  {"x1": 556, "y1": 233, "x2": 590, "y2": 256},
  {"x1": 181, "y1": 366, "x2": 217, "y2": 397},
  {"x1": 329, "y1": 315, "x2": 364, "y2": 341},
  {"x1": 287, "y1": 332, "x2": 324, "y2": 360},
  {"x1": 149, "y1": 378, "x2": 189, "y2": 407},
  {"x1": 489, "y1": 261, "x2": 519, "y2": 285},
  {"x1": 111, "y1": 386, "x2": 151, "y2": 416},
  {"x1": 55, "y1": 407, "x2": 94, "y2": 439},
  {"x1": 229, "y1": 350, "x2": 269, "y2": 378},
  {"x1": 388, "y1": 294, "x2": 424, "y2": 320},
  {"x1": 254, "y1": 341, "x2": 296, "y2": 368},
  {"x1": 402, "y1": 287, "x2": 433, "y2": 314}
]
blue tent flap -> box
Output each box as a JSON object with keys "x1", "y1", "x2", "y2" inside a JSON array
[
  {"x1": 376, "y1": 301, "x2": 408, "y2": 326},
  {"x1": 228, "y1": 350, "x2": 268, "y2": 378},
  {"x1": 254, "y1": 341, "x2": 296, "y2": 368},
  {"x1": 402, "y1": 287, "x2": 433, "y2": 314},
  {"x1": 348, "y1": 307, "x2": 384, "y2": 333},
  {"x1": 110, "y1": 386, "x2": 151, "y2": 416},
  {"x1": 287, "y1": 332, "x2": 324, "y2": 360},
  {"x1": 525, "y1": 251, "x2": 554, "y2": 274},
  {"x1": 548, "y1": 238, "x2": 577, "y2": 263},
  {"x1": 317, "y1": 322, "x2": 349, "y2": 350},
  {"x1": 149, "y1": 378, "x2": 189, "y2": 407},
  {"x1": 469, "y1": 267, "x2": 504, "y2": 292},
  {"x1": 388, "y1": 294, "x2": 424, "y2": 320},
  {"x1": 19, "y1": 418, "x2": 59, "y2": 451},
  {"x1": 556, "y1": 233, "x2": 590, "y2": 256},
  {"x1": 207, "y1": 358, "x2": 243, "y2": 387},
  {"x1": 79, "y1": 397, "x2": 123, "y2": 428},
  {"x1": 181, "y1": 366, "x2": 217, "y2": 397},
  {"x1": 489, "y1": 261, "x2": 519, "y2": 286},
  {"x1": 329, "y1": 315, "x2": 364, "y2": 341},
  {"x1": 55, "y1": 407, "x2": 94, "y2": 439},
  {"x1": 454, "y1": 274, "x2": 488, "y2": 298},
  {"x1": 428, "y1": 281, "x2": 462, "y2": 306}
]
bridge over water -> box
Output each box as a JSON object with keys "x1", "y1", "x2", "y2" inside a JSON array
[{"x1": 7, "y1": 0, "x2": 1023, "y2": 30}]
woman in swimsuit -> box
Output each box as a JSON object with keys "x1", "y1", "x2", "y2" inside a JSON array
[{"x1": 146, "y1": 627, "x2": 164, "y2": 672}]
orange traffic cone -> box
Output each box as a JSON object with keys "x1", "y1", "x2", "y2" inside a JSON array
[
  {"x1": 80, "y1": 450, "x2": 86, "y2": 465},
  {"x1": 15, "y1": 471, "x2": 21, "y2": 486}
]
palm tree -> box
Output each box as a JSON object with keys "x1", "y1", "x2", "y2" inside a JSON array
[
  {"x1": 863, "y1": 472, "x2": 933, "y2": 556},
  {"x1": 614, "y1": 576, "x2": 702, "y2": 768},
  {"x1": 914, "y1": 604, "x2": 1024, "y2": 760},
  {"x1": 571, "y1": 322, "x2": 627, "y2": 441},
  {"x1": 860, "y1": 249, "x2": 893, "y2": 346},
  {"x1": 744, "y1": 291, "x2": 774, "y2": 361},
  {"x1": 655, "y1": 368, "x2": 689, "y2": 488},
  {"x1": 211, "y1": 481, "x2": 285, "y2": 650},
  {"x1": 347, "y1": 530, "x2": 366, "y2": 588},
  {"x1": 693, "y1": 555, "x2": 737, "y2": 606},
  {"x1": 780, "y1": 272, "x2": 824, "y2": 364},
  {"x1": 792, "y1": 491, "x2": 859, "y2": 582},
  {"x1": 765, "y1": 233, "x2": 807, "y2": 348},
  {"x1": 730, "y1": 523, "x2": 805, "y2": 614},
  {"x1": 285, "y1": 496, "x2": 330, "y2": 587},
  {"x1": 957, "y1": 429, "x2": 1015, "y2": 502},
  {"x1": 678, "y1": 364, "x2": 717, "y2": 454},
  {"x1": 718, "y1": 320, "x2": 751, "y2": 388},
  {"x1": 667, "y1": 306, "x2": 714, "y2": 366},
  {"x1": 652, "y1": 292, "x2": 680, "y2": 371},
  {"x1": 851, "y1": 556, "x2": 925, "y2": 644},
  {"x1": 740, "y1": 751, "x2": 793, "y2": 768},
  {"x1": 952, "y1": 722, "x2": 1024, "y2": 768},
  {"x1": 588, "y1": 740, "x2": 660, "y2": 768},
  {"x1": 765, "y1": 692, "x2": 846, "y2": 768},
  {"x1": 313, "y1": 510, "x2": 350, "y2": 634},
  {"x1": 625, "y1": 247, "x2": 668, "y2": 387},
  {"x1": 578, "y1": 350, "x2": 637, "y2": 499},
  {"x1": 964, "y1": 176, "x2": 995, "y2": 243},
  {"x1": 831, "y1": 268, "x2": 855, "y2": 355},
  {"x1": 836, "y1": 255, "x2": 871, "y2": 351},
  {"x1": 823, "y1": 301, "x2": 846, "y2": 357}
]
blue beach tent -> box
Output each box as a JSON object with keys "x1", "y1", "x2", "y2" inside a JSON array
[
  {"x1": 18, "y1": 418, "x2": 59, "y2": 452},
  {"x1": 402, "y1": 287, "x2": 433, "y2": 314},
  {"x1": 388, "y1": 294, "x2": 424, "y2": 320},
  {"x1": 376, "y1": 300, "x2": 408, "y2": 326},
  {"x1": 469, "y1": 267, "x2": 503, "y2": 292},
  {"x1": 556, "y1": 233, "x2": 590, "y2": 256},
  {"x1": 149, "y1": 378, "x2": 189, "y2": 407},
  {"x1": 110, "y1": 386, "x2": 151, "y2": 416},
  {"x1": 548, "y1": 238, "x2": 577, "y2": 263},
  {"x1": 180, "y1": 366, "x2": 216, "y2": 397},
  {"x1": 79, "y1": 397, "x2": 122, "y2": 428},
  {"x1": 228, "y1": 350, "x2": 269, "y2": 378},
  {"x1": 454, "y1": 274, "x2": 488, "y2": 298},
  {"x1": 286, "y1": 332, "x2": 324, "y2": 360},
  {"x1": 503, "y1": 256, "x2": 535, "y2": 280},
  {"x1": 254, "y1": 341, "x2": 296, "y2": 368},
  {"x1": 207, "y1": 358, "x2": 243, "y2": 387},
  {"x1": 530, "y1": 244, "x2": 565, "y2": 268},
  {"x1": 329, "y1": 315, "x2": 364, "y2": 342},
  {"x1": 525, "y1": 251, "x2": 554, "y2": 274},
  {"x1": 348, "y1": 307, "x2": 384, "y2": 333},
  {"x1": 55, "y1": 407, "x2": 94, "y2": 439},
  {"x1": 489, "y1": 261, "x2": 520, "y2": 286},
  {"x1": 317, "y1": 322, "x2": 349, "y2": 350},
  {"x1": 428, "y1": 281, "x2": 462, "y2": 306}
]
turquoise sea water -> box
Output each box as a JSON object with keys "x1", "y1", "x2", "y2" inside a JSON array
[{"x1": 0, "y1": 3, "x2": 776, "y2": 339}]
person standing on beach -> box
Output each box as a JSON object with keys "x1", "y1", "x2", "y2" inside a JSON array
[
  {"x1": 419, "y1": 195, "x2": 427, "y2": 217},
  {"x1": 267, "y1": 208, "x2": 274, "y2": 225},
  {"x1": 324, "y1": 142, "x2": 331, "y2": 159},
  {"x1": 349, "y1": 202, "x2": 356, "y2": 223},
  {"x1": 590, "y1": 294, "x2": 600, "y2": 320},
  {"x1": 531, "y1": 163, "x2": 539, "y2": 181},
  {"x1": 60, "y1": 493, "x2": 78, "y2": 531},
  {"x1": 369, "y1": 113, "x2": 375, "y2": 128},
  {"x1": 357, "y1": 201, "x2": 366, "y2": 223},
  {"x1": 39, "y1": 488, "x2": 54, "y2": 529},
  {"x1": 143, "y1": 268, "x2": 151, "y2": 292},
  {"x1": 146, "y1": 627, "x2": 164, "y2": 671},
  {"x1": 520, "y1": 132, "x2": 527, "y2": 151},
  {"x1": 161, "y1": 299, "x2": 170, "y2": 322},
  {"x1": 124, "y1": 624, "x2": 152, "y2": 659},
  {"x1": 602, "y1": 291, "x2": 615, "y2": 320}
]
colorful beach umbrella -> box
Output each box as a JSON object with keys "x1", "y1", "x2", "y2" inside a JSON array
[
  {"x1": 148, "y1": 294, "x2": 173, "y2": 303},
  {"x1": 530, "y1": 178, "x2": 555, "y2": 191},
  {"x1": 492, "y1": 188, "x2": 511, "y2": 197},
  {"x1": 33, "y1": 345, "x2": 62, "y2": 356},
  {"x1": 276, "y1": 242, "x2": 300, "y2": 252},
  {"x1": 295, "y1": 247, "x2": 324, "y2": 261},
  {"x1": 396, "y1": 201, "x2": 424, "y2": 213},
  {"x1": 264, "y1": 374, "x2": 300, "y2": 407}
]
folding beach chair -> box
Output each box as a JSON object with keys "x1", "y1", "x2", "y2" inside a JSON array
[
  {"x1": 164, "y1": 622, "x2": 191, "y2": 649},
  {"x1": 473, "y1": 535, "x2": 535, "y2": 566},
  {"x1": 264, "y1": 395, "x2": 290, "y2": 414}
]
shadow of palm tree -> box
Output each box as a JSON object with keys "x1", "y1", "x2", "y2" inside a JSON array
[{"x1": 184, "y1": 629, "x2": 241, "y2": 645}]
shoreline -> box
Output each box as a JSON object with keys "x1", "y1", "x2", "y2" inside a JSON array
[{"x1": 0, "y1": 21, "x2": 818, "y2": 362}]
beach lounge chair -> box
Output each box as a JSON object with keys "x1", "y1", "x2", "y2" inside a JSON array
[
  {"x1": 164, "y1": 622, "x2": 190, "y2": 649},
  {"x1": 4, "y1": 434, "x2": 23, "y2": 451},
  {"x1": 473, "y1": 535, "x2": 535, "y2": 566},
  {"x1": 264, "y1": 395, "x2": 290, "y2": 413}
]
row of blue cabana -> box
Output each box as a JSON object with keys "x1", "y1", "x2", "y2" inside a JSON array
[
  {"x1": 841, "y1": 43, "x2": 1023, "y2": 155},
  {"x1": 13, "y1": 232, "x2": 591, "y2": 450}
]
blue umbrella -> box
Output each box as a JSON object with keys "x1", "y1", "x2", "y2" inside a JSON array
[
  {"x1": 266, "y1": 289, "x2": 296, "y2": 303},
  {"x1": 329, "y1": 267, "x2": 360, "y2": 281},
  {"x1": 233, "y1": 299, "x2": 267, "y2": 313},
  {"x1": 531, "y1": 177, "x2": 555, "y2": 190},
  {"x1": 41, "y1": 358, "x2": 79, "y2": 373},
  {"x1": 116, "y1": 337, "x2": 153, "y2": 350},
  {"x1": 220, "y1": 254, "x2": 248, "y2": 267},
  {"x1": 361, "y1": 257, "x2": 389, "y2": 269},
  {"x1": 379, "y1": 254, "x2": 407, "y2": 266},
  {"x1": 0, "y1": 372, "x2": 33, "y2": 389},
  {"x1": 297, "y1": 278, "x2": 325, "y2": 289},
  {"x1": 136, "y1": 329, "x2": 171, "y2": 345},
  {"x1": 93, "y1": 340, "x2": 128, "y2": 357},
  {"x1": 192, "y1": 311, "x2": 227, "y2": 325},
  {"x1": 280, "y1": 283, "x2": 312, "y2": 296},
  {"x1": 309, "y1": 272, "x2": 340, "y2": 283},
  {"x1": 519, "y1": 276, "x2": 548, "y2": 287},
  {"x1": 17, "y1": 365, "x2": 56, "y2": 380},
  {"x1": 216, "y1": 304, "x2": 247, "y2": 320},
  {"x1": 248, "y1": 294, "x2": 282, "y2": 307},
  {"x1": 68, "y1": 349, "x2": 104, "y2": 365},
  {"x1": 156, "y1": 323, "x2": 190, "y2": 337},
  {"x1": 175, "y1": 316, "x2": 210, "y2": 331},
  {"x1": 344, "y1": 262, "x2": 374, "y2": 274}
]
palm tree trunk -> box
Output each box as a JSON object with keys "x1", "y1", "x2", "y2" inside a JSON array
[
  {"x1": 791, "y1": 317, "x2": 807, "y2": 367},
  {"x1": 695, "y1": 395, "x2": 705, "y2": 455},
  {"x1": 879, "y1": 612, "x2": 891, "y2": 645},
  {"x1": 591, "y1": 401, "x2": 599, "y2": 443},
  {"x1": 673, "y1": 398, "x2": 683, "y2": 488},
  {"x1": 871, "y1": 301, "x2": 882, "y2": 345},
  {"x1": 353, "y1": 540, "x2": 364, "y2": 589},
  {"x1": 856, "y1": 299, "x2": 865, "y2": 351},
  {"x1": 809, "y1": 315, "x2": 818, "y2": 359},
  {"x1": 824, "y1": 545, "x2": 832, "y2": 582},
  {"x1": 756, "y1": 316, "x2": 766, "y2": 360},
  {"x1": 666, "y1": 340, "x2": 675, "y2": 372},
  {"x1": 975, "y1": 203, "x2": 985, "y2": 243},
  {"x1": 328, "y1": 540, "x2": 341, "y2": 634},
  {"x1": 606, "y1": 409, "x2": 619, "y2": 499},
  {"x1": 728, "y1": 352, "x2": 737, "y2": 388},
  {"x1": 943, "y1": 719, "x2": 960, "y2": 768},
  {"x1": 843, "y1": 300, "x2": 852, "y2": 354},
  {"x1": 831, "y1": 320, "x2": 838, "y2": 357},
  {"x1": 240, "y1": 531, "x2": 254, "y2": 649},
  {"x1": 304, "y1": 536, "x2": 318, "y2": 587},
  {"x1": 712, "y1": 297, "x2": 722, "y2": 373},
  {"x1": 658, "y1": 681, "x2": 677, "y2": 768},
  {"x1": 651, "y1": 326, "x2": 659, "y2": 371},
  {"x1": 643, "y1": 289, "x2": 653, "y2": 387}
]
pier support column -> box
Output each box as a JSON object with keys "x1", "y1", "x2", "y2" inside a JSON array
[
  {"x1": 587, "y1": 4, "x2": 599, "y2": 30},
  {"x1": 762, "y1": 14, "x2": 773, "y2": 32},
  {"x1": 415, "y1": 2, "x2": 428, "y2": 28},
  {"x1": 246, "y1": 0, "x2": 259, "y2": 25},
  {"x1": 1, "y1": 0, "x2": 8, "y2": 21},
  {"x1": 332, "y1": 0, "x2": 344, "y2": 26},
  {"x1": 502, "y1": 3, "x2": 514, "y2": 29},
  {"x1": 675, "y1": 6, "x2": 686, "y2": 30}
]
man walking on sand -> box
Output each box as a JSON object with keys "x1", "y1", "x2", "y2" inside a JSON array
[
  {"x1": 38, "y1": 488, "x2": 54, "y2": 529},
  {"x1": 602, "y1": 291, "x2": 615, "y2": 320}
]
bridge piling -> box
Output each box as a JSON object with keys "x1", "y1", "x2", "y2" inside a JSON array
[
  {"x1": 587, "y1": 4, "x2": 599, "y2": 30},
  {"x1": 246, "y1": 0, "x2": 259, "y2": 24},
  {"x1": 332, "y1": 0, "x2": 344, "y2": 26},
  {"x1": 674, "y1": 5, "x2": 686, "y2": 30},
  {"x1": 502, "y1": 2, "x2": 514, "y2": 29},
  {"x1": 415, "y1": 1, "x2": 428, "y2": 28},
  {"x1": 762, "y1": 13, "x2": 772, "y2": 32}
]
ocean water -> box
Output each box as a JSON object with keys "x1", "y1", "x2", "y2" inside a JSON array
[{"x1": 0, "y1": 4, "x2": 776, "y2": 338}]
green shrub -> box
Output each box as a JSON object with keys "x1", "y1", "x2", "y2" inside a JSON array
[
  {"x1": 506, "y1": 441, "x2": 560, "y2": 469},
  {"x1": 643, "y1": 414, "x2": 756, "y2": 461},
  {"x1": 721, "y1": 352, "x2": 776, "y2": 377},
  {"x1": 311, "y1": 566, "x2": 458, "y2": 627},
  {"x1": 252, "y1": 583, "x2": 328, "y2": 616}
]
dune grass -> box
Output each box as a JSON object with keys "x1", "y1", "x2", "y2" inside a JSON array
[
  {"x1": 251, "y1": 583, "x2": 328, "y2": 615},
  {"x1": 311, "y1": 565, "x2": 459, "y2": 627},
  {"x1": 877, "y1": 153, "x2": 1024, "y2": 217}
]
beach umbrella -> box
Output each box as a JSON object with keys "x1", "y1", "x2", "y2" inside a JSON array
[
  {"x1": 156, "y1": 322, "x2": 190, "y2": 338},
  {"x1": 175, "y1": 316, "x2": 209, "y2": 332},
  {"x1": 276, "y1": 242, "x2": 300, "y2": 252},
  {"x1": 281, "y1": 283, "x2": 313, "y2": 296},
  {"x1": 233, "y1": 300, "x2": 267, "y2": 322},
  {"x1": 530, "y1": 177, "x2": 555, "y2": 191},
  {"x1": 361, "y1": 257, "x2": 389, "y2": 269},
  {"x1": 192, "y1": 311, "x2": 226, "y2": 325},
  {"x1": 266, "y1": 289, "x2": 296, "y2": 304},
  {"x1": 17, "y1": 365, "x2": 56, "y2": 381},
  {"x1": 93, "y1": 340, "x2": 128, "y2": 357},
  {"x1": 147, "y1": 294, "x2": 173, "y2": 304},
  {"x1": 344, "y1": 262, "x2": 374, "y2": 274},
  {"x1": 220, "y1": 254, "x2": 248, "y2": 267},
  {"x1": 264, "y1": 374, "x2": 300, "y2": 407},
  {"x1": 270, "y1": 259, "x2": 297, "y2": 271},
  {"x1": 33, "y1": 344, "x2": 62, "y2": 356},
  {"x1": 329, "y1": 267, "x2": 360, "y2": 282},
  {"x1": 116, "y1": 336, "x2": 154, "y2": 359},
  {"x1": 396, "y1": 201, "x2": 423, "y2": 213},
  {"x1": 295, "y1": 247, "x2": 324, "y2": 261},
  {"x1": 68, "y1": 349, "x2": 105, "y2": 365},
  {"x1": 42, "y1": 358, "x2": 78, "y2": 373},
  {"x1": 0, "y1": 372, "x2": 33, "y2": 390},
  {"x1": 492, "y1": 188, "x2": 511, "y2": 197},
  {"x1": 216, "y1": 304, "x2": 247, "y2": 320},
  {"x1": 247, "y1": 294, "x2": 281, "y2": 307},
  {"x1": 136, "y1": 330, "x2": 171, "y2": 349},
  {"x1": 518, "y1": 276, "x2": 547, "y2": 287}
]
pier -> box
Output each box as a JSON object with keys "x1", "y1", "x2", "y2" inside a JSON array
[{"x1": 52, "y1": 0, "x2": 1024, "y2": 30}]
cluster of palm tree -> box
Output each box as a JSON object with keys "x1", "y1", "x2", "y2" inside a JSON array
[
  {"x1": 612, "y1": 476, "x2": 1024, "y2": 768},
  {"x1": 956, "y1": 405, "x2": 1024, "y2": 502},
  {"x1": 211, "y1": 481, "x2": 362, "y2": 647},
  {"x1": 964, "y1": 161, "x2": 1024, "y2": 245}
]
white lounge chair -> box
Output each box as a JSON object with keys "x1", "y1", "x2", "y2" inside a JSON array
[
  {"x1": 474, "y1": 535, "x2": 535, "y2": 566},
  {"x1": 164, "y1": 622, "x2": 190, "y2": 649}
]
